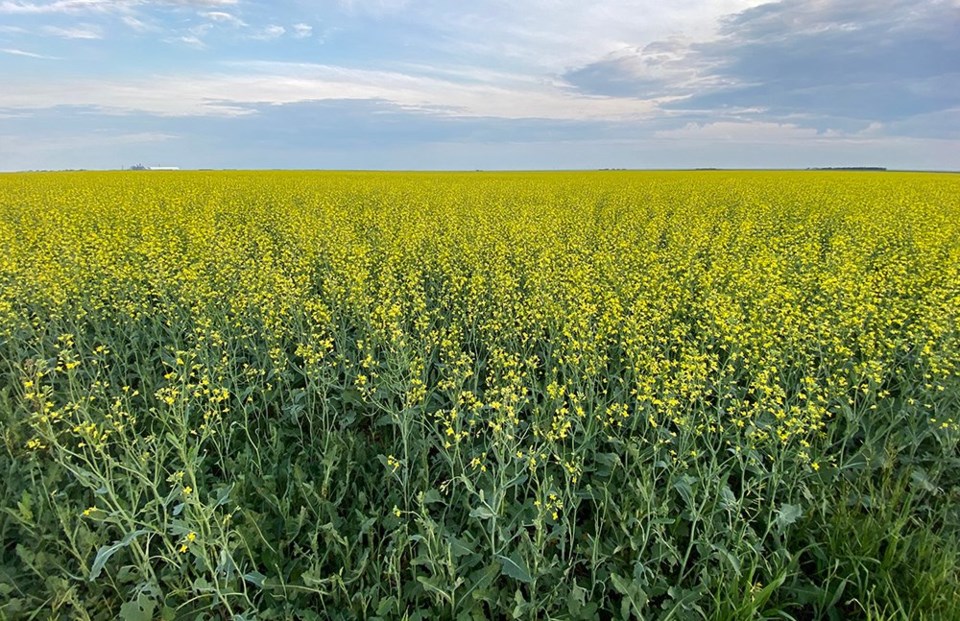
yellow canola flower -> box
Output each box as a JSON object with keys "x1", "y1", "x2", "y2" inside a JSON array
[{"x1": 1, "y1": 169, "x2": 957, "y2": 518}]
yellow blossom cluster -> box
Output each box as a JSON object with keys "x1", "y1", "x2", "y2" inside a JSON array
[{"x1": 2, "y1": 169, "x2": 957, "y2": 486}]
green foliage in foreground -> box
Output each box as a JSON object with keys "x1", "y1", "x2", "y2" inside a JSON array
[{"x1": 1, "y1": 171, "x2": 959, "y2": 619}]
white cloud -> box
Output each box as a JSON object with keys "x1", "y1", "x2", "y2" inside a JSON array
[
  {"x1": 168, "y1": 21, "x2": 210, "y2": 47},
  {"x1": 251, "y1": 24, "x2": 285, "y2": 40},
  {"x1": 0, "y1": 61, "x2": 669, "y2": 120},
  {"x1": 162, "y1": 0, "x2": 236, "y2": 5},
  {"x1": 42, "y1": 23, "x2": 102, "y2": 38},
  {"x1": 653, "y1": 121, "x2": 869, "y2": 143},
  {"x1": 337, "y1": 0, "x2": 409, "y2": 15},
  {"x1": 396, "y1": 0, "x2": 770, "y2": 74},
  {"x1": 1, "y1": 46, "x2": 59, "y2": 58},
  {"x1": 202, "y1": 10, "x2": 244, "y2": 26},
  {"x1": 0, "y1": 0, "x2": 237, "y2": 13},
  {"x1": 292, "y1": 23, "x2": 312, "y2": 39},
  {"x1": 177, "y1": 34, "x2": 204, "y2": 47},
  {"x1": 120, "y1": 14, "x2": 151, "y2": 31},
  {"x1": 0, "y1": 0, "x2": 116, "y2": 14}
]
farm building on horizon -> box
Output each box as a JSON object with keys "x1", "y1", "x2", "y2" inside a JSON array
[{"x1": 127, "y1": 164, "x2": 181, "y2": 171}]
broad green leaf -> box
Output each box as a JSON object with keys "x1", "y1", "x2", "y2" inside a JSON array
[
  {"x1": 119, "y1": 594, "x2": 155, "y2": 621},
  {"x1": 469, "y1": 505, "x2": 496, "y2": 520},
  {"x1": 610, "y1": 573, "x2": 632, "y2": 595},
  {"x1": 243, "y1": 571, "x2": 266, "y2": 588},
  {"x1": 422, "y1": 488, "x2": 443, "y2": 504},
  {"x1": 910, "y1": 468, "x2": 937, "y2": 493},
  {"x1": 776, "y1": 503, "x2": 803, "y2": 529},
  {"x1": 497, "y1": 553, "x2": 533, "y2": 584},
  {"x1": 447, "y1": 535, "x2": 474, "y2": 558},
  {"x1": 89, "y1": 529, "x2": 148, "y2": 581},
  {"x1": 16, "y1": 491, "x2": 33, "y2": 524},
  {"x1": 720, "y1": 485, "x2": 737, "y2": 510}
]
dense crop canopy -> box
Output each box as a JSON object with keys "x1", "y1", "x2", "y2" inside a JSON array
[{"x1": 1, "y1": 171, "x2": 958, "y2": 619}]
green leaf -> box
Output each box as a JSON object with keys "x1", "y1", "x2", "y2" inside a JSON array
[
  {"x1": 89, "y1": 529, "x2": 149, "y2": 581},
  {"x1": 673, "y1": 475, "x2": 697, "y2": 508},
  {"x1": 467, "y1": 562, "x2": 500, "y2": 597},
  {"x1": 611, "y1": 573, "x2": 649, "y2": 619},
  {"x1": 776, "y1": 503, "x2": 803, "y2": 529},
  {"x1": 447, "y1": 535, "x2": 474, "y2": 558},
  {"x1": 15, "y1": 544, "x2": 35, "y2": 565},
  {"x1": 376, "y1": 596, "x2": 397, "y2": 616},
  {"x1": 243, "y1": 571, "x2": 266, "y2": 588},
  {"x1": 610, "y1": 573, "x2": 632, "y2": 596},
  {"x1": 469, "y1": 505, "x2": 496, "y2": 520},
  {"x1": 497, "y1": 553, "x2": 533, "y2": 584},
  {"x1": 712, "y1": 544, "x2": 741, "y2": 574},
  {"x1": 417, "y1": 576, "x2": 453, "y2": 604},
  {"x1": 720, "y1": 485, "x2": 737, "y2": 510},
  {"x1": 119, "y1": 594, "x2": 155, "y2": 621},
  {"x1": 910, "y1": 468, "x2": 937, "y2": 493},
  {"x1": 213, "y1": 484, "x2": 234, "y2": 507},
  {"x1": 422, "y1": 488, "x2": 443, "y2": 504},
  {"x1": 341, "y1": 387, "x2": 363, "y2": 406},
  {"x1": 16, "y1": 491, "x2": 33, "y2": 524},
  {"x1": 567, "y1": 584, "x2": 587, "y2": 616}
]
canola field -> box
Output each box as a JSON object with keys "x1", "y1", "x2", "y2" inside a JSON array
[{"x1": 1, "y1": 171, "x2": 959, "y2": 620}]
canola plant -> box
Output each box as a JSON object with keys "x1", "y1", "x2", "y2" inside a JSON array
[{"x1": 1, "y1": 171, "x2": 958, "y2": 619}]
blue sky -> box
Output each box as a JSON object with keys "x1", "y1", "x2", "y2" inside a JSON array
[{"x1": 1, "y1": 0, "x2": 958, "y2": 170}]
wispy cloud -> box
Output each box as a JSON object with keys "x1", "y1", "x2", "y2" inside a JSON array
[
  {"x1": 120, "y1": 14, "x2": 151, "y2": 31},
  {"x1": 250, "y1": 24, "x2": 285, "y2": 40},
  {"x1": 0, "y1": 0, "x2": 116, "y2": 14},
  {"x1": 0, "y1": 60, "x2": 667, "y2": 119},
  {"x1": 392, "y1": 1, "x2": 770, "y2": 74},
  {"x1": 337, "y1": 0, "x2": 409, "y2": 16},
  {"x1": 291, "y1": 23, "x2": 312, "y2": 39},
  {"x1": 42, "y1": 23, "x2": 102, "y2": 38},
  {"x1": 177, "y1": 34, "x2": 204, "y2": 48},
  {"x1": 202, "y1": 10, "x2": 244, "y2": 26},
  {"x1": 169, "y1": 21, "x2": 211, "y2": 47},
  {"x1": 1, "y1": 46, "x2": 59, "y2": 58},
  {"x1": 162, "y1": 0, "x2": 237, "y2": 5},
  {"x1": 653, "y1": 121, "x2": 835, "y2": 143},
  {"x1": 0, "y1": 0, "x2": 237, "y2": 14}
]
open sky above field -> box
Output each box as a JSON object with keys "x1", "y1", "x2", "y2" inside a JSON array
[{"x1": 1, "y1": 0, "x2": 958, "y2": 171}]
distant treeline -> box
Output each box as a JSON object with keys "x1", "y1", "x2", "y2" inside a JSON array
[{"x1": 807, "y1": 167, "x2": 887, "y2": 171}]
